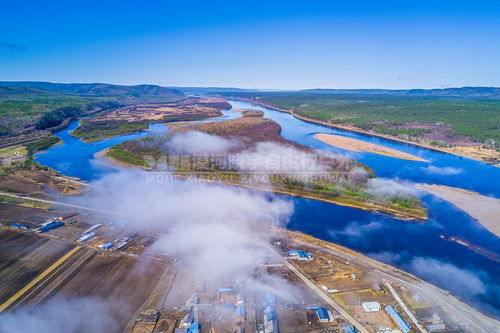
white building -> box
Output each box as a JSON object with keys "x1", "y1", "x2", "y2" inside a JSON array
[{"x1": 362, "y1": 301, "x2": 381, "y2": 312}]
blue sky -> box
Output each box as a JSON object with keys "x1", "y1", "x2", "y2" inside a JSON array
[{"x1": 1, "y1": 0, "x2": 499, "y2": 89}]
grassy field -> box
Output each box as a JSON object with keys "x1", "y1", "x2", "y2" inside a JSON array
[
  {"x1": 106, "y1": 114, "x2": 427, "y2": 219},
  {"x1": 219, "y1": 92, "x2": 500, "y2": 149}
]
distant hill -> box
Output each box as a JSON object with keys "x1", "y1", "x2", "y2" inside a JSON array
[
  {"x1": 0, "y1": 81, "x2": 185, "y2": 99},
  {"x1": 299, "y1": 87, "x2": 500, "y2": 99},
  {"x1": 173, "y1": 86, "x2": 263, "y2": 95},
  {"x1": 0, "y1": 82, "x2": 185, "y2": 137}
]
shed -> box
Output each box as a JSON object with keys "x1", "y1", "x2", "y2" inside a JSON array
[
  {"x1": 362, "y1": 301, "x2": 381, "y2": 312},
  {"x1": 427, "y1": 323, "x2": 446, "y2": 332}
]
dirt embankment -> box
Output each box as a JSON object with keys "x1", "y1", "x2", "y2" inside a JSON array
[
  {"x1": 314, "y1": 133, "x2": 429, "y2": 162},
  {"x1": 421, "y1": 184, "x2": 500, "y2": 237}
]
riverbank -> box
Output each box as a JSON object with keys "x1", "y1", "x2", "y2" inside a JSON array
[
  {"x1": 421, "y1": 184, "x2": 500, "y2": 238},
  {"x1": 314, "y1": 133, "x2": 429, "y2": 162},
  {"x1": 236, "y1": 98, "x2": 500, "y2": 167}
]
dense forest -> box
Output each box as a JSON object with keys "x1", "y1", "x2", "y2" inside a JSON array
[{"x1": 217, "y1": 92, "x2": 500, "y2": 148}]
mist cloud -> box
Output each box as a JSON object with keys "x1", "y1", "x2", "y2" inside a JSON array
[
  {"x1": 329, "y1": 221, "x2": 385, "y2": 240},
  {"x1": 162, "y1": 130, "x2": 238, "y2": 155},
  {"x1": 408, "y1": 258, "x2": 486, "y2": 297},
  {"x1": 367, "y1": 178, "x2": 419, "y2": 198},
  {"x1": 0, "y1": 298, "x2": 116, "y2": 333},
  {"x1": 422, "y1": 165, "x2": 463, "y2": 176},
  {"x1": 70, "y1": 169, "x2": 293, "y2": 280}
]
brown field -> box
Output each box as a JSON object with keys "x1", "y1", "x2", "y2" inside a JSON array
[
  {"x1": 0, "y1": 229, "x2": 73, "y2": 304},
  {"x1": 314, "y1": 133, "x2": 429, "y2": 162},
  {"x1": 421, "y1": 184, "x2": 500, "y2": 237},
  {"x1": 0, "y1": 169, "x2": 81, "y2": 197},
  {"x1": 94, "y1": 97, "x2": 231, "y2": 123},
  {"x1": 0, "y1": 228, "x2": 166, "y2": 332},
  {"x1": 0, "y1": 203, "x2": 52, "y2": 224}
]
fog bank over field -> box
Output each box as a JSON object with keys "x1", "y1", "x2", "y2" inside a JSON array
[
  {"x1": 161, "y1": 130, "x2": 239, "y2": 155},
  {"x1": 69, "y1": 169, "x2": 294, "y2": 279},
  {"x1": 0, "y1": 297, "x2": 117, "y2": 333}
]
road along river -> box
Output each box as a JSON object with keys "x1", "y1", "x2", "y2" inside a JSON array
[{"x1": 35, "y1": 100, "x2": 500, "y2": 318}]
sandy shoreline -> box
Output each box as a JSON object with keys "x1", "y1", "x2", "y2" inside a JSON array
[
  {"x1": 421, "y1": 184, "x2": 500, "y2": 238},
  {"x1": 235, "y1": 98, "x2": 500, "y2": 167},
  {"x1": 314, "y1": 133, "x2": 429, "y2": 162}
]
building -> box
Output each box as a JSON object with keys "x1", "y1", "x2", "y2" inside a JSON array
[
  {"x1": 385, "y1": 305, "x2": 413, "y2": 333},
  {"x1": 219, "y1": 287, "x2": 234, "y2": 293},
  {"x1": 180, "y1": 313, "x2": 194, "y2": 328},
  {"x1": 82, "y1": 223, "x2": 103, "y2": 235},
  {"x1": 427, "y1": 323, "x2": 446, "y2": 332},
  {"x1": 98, "y1": 242, "x2": 113, "y2": 249},
  {"x1": 288, "y1": 250, "x2": 313, "y2": 260},
  {"x1": 362, "y1": 301, "x2": 381, "y2": 312},
  {"x1": 412, "y1": 293, "x2": 424, "y2": 303},
  {"x1": 77, "y1": 232, "x2": 95, "y2": 243},
  {"x1": 314, "y1": 307, "x2": 332, "y2": 323},
  {"x1": 234, "y1": 303, "x2": 245, "y2": 323},
  {"x1": 264, "y1": 305, "x2": 279, "y2": 333},
  {"x1": 36, "y1": 221, "x2": 64, "y2": 233},
  {"x1": 431, "y1": 313, "x2": 442, "y2": 323},
  {"x1": 138, "y1": 309, "x2": 160, "y2": 322},
  {"x1": 9, "y1": 223, "x2": 30, "y2": 230},
  {"x1": 372, "y1": 283, "x2": 385, "y2": 294},
  {"x1": 40, "y1": 217, "x2": 58, "y2": 227},
  {"x1": 340, "y1": 324, "x2": 357, "y2": 333}
]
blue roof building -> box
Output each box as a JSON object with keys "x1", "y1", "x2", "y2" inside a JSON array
[
  {"x1": 315, "y1": 306, "x2": 331, "y2": 322},
  {"x1": 37, "y1": 221, "x2": 64, "y2": 233},
  {"x1": 385, "y1": 305, "x2": 412, "y2": 333},
  {"x1": 288, "y1": 250, "x2": 313, "y2": 260},
  {"x1": 10, "y1": 223, "x2": 30, "y2": 229}
]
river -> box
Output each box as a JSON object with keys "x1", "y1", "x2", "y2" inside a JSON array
[{"x1": 35, "y1": 100, "x2": 500, "y2": 318}]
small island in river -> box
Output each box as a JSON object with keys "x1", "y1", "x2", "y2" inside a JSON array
[{"x1": 104, "y1": 111, "x2": 427, "y2": 220}]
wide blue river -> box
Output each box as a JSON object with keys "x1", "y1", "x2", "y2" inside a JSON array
[{"x1": 36, "y1": 100, "x2": 500, "y2": 318}]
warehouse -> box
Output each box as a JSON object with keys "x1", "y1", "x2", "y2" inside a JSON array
[
  {"x1": 98, "y1": 242, "x2": 113, "y2": 249},
  {"x1": 36, "y1": 221, "x2": 64, "y2": 233},
  {"x1": 9, "y1": 223, "x2": 30, "y2": 230},
  {"x1": 288, "y1": 250, "x2": 313, "y2": 260},
  {"x1": 264, "y1": 305, "x2": 279, "y2": 333},
  {"x1": 385, "y1": 305, "x2": 412, "y2": 333},
  {"x1": 427, "y1": 323, "x2": 446, "y2": 332},
  {"x1": 362, "y1": 301, "x2": 381, "y2": 312},
  {"x1": 77, "y1": 232, "x2": 95, "y2": 243},
  {"x1": 314, "y1": 306, "x2": 332, "y2": 323}
]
